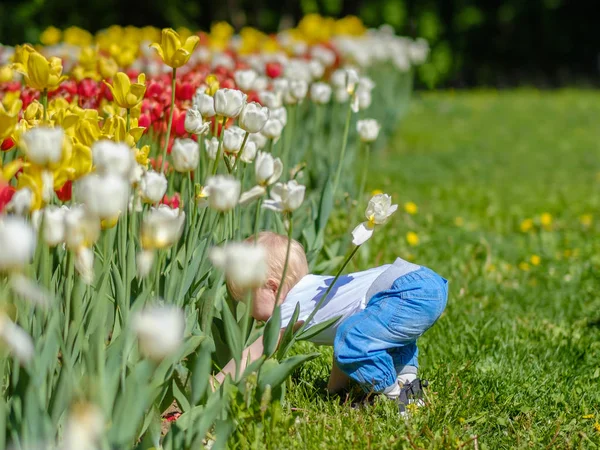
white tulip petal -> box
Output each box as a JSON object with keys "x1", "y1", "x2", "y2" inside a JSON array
[
  {"x1": 351, "y1": 222, "x2": 374, "y2": 246},
  {"x1": 239, "y1": 185, "x2": 267, "y2": 206}
]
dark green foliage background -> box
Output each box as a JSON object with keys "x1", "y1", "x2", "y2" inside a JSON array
[{"x1": 0, "y1": 0, "x2": 598, "y2": 87}]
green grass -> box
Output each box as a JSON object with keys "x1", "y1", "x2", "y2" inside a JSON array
[{"x1": 267, "y1": 90, "x2": 600, "y2": 449}]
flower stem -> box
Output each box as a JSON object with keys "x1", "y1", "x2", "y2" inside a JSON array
[
  {"x1": 253, "y1": 196, "x2": 263, "y2": 244},
  {"x1": 358, "y1": 142, "x2": 370, "y2": 207},
  {"x1": 283, "y1": 104, "x2": 297, "y2": 170},
  {"x1": 160, "y1": 68, "x2": 177, "y2": 174},
  {"x1": 332, "y1": 99, "x2": 353, "y2": 198},
  {"x1": 41, "y1": 89, "x2": 48, "y2": 123},
  {"x1": 211, "y1": 116, "x2": 228, "y2": 176},
  {"x1": 231, "y1": 131, "x2": 249, "y2": 173},
  {"x1": 274, "y1": 212, "x2": 293, "y2": 306},
  {"x1": 125, "y1": 108, "x2": 131, "y2": 132}
]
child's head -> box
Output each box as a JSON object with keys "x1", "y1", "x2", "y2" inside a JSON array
[{"x1": 228, "y1": 231, "x2": 308, "y2": 321}]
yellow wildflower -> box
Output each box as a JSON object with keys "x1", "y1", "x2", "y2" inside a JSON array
[
  {"x1": 582, "y1": 414, "x2": 594, "y2": 419},
  {"x1": 40, "y1": 26, "x2": 62, "y2": 46},
  {"x1": 149, "y1": 28, "x2": 200, "y2": 69},
  {"x1": 580, "y1": 214, "x2": 593, "y2": 228},
  {"x1": 404, "y1": 201, "x2": 418, "y2": 215},
  {"x1": 540, "y1": 213, "x2": 552, "y2": 229},
  {"x1": 371, "y1": 189, "x2": 383, "y2": 196},
  {"x1": 454, "y1": 217, "x2": 464, "y2": 227},
  {"x1": 595, "y1": 422, "x2": 600, "y2": 433},
  {"x1": 406, "y1": 231, "x2": 419, "y2": 247},
  {"x1": 104, "y1": 72, "x2": 146, "y2": 110},
  {"x1": 520, "y1": 218, "x2": 534, "y2": 233},
  {"x1": 519, "y1": 262, "x2": 530, "y2": 272},
  {"x1": 530, "y1": 255, "x2": 541, "y2": 266}
]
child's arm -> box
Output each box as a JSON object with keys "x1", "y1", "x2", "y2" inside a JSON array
[{"x1": 327, "y1": 359, "x2": 350, "y2": 394}]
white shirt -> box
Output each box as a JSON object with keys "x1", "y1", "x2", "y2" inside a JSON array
[{"x1": 279, "y1": 265, "x2": 391, "y2": 345}]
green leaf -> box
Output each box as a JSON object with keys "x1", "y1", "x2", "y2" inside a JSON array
[
  {"x1": 276, "y1": 302, "x2": 300, "y2": 360},
  {"x1": 296, "y1": 316, "x2": 341, "y2": 342},
  {"x1": 257, "y1": 353, "x2": 320, "y2": 392},
  {"x1": 191, "y1": 337, "x2": 214, "y2": 405},
  {"x1": 262, "y1": 305, "x2": 281, "y2": 358},
  {"x1": 221, "y1": 302, "x2": 242, "y2": 365}
]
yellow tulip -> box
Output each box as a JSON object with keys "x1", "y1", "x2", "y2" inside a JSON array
[
  {"x1": 13, "y1": 50, "x2": 67, "y2": 92},
  {"x1": 135, "y1": 145, "x2": 150, "y2": 167},
  {"x1": 0, "y1": 100, "x2": 22, "y2": 141},
  {"x1": 98, "y1": 57, "x2": 118, "y2": 80},
  {"x1": 109, "y1": 43, "x2": 139, "y2": 69},
  {"x1": 0, "y1": 65, "x2": 14, "y2": 83},
  {"x1": 101, "y1": 115, "x2": 144, "y2": 147},
  {"x1": 149, "y1": 28, "x2": 200, "y2": 69},
  {"x1": 1, "y1": 159, "x2": 24, "y2": 182},
  {"x1": 17, "y1": 169, "x2": 44, "y2": 211},
  {"x1": 104, "y1": 72, "x2": 146, "y2": 110},
  {"x1": 63, "y1": 26, "x2": 93, "y2": 46},
  {"x1": 40, "y1": 26, "x2": 62, "y2": 46}
]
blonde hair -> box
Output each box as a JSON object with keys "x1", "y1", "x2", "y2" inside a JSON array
[{"x1": 228, "y1": 231, "x2": 309, "y2": 301}]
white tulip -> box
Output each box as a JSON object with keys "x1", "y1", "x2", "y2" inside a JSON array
[
  {"x1": 171, "y1": 138, "x2": 199, "y2": 172},
  {"x1": 239, "y1": 140, "x2": 257, "y2": 164},
  {"x1": 308, "y1": 60, "x2": 325, "y2": 79},
  {"x1": 196, "y1": 185, "x2": 209, "y2": 208},
  {"x1": 255, "y1": 151, "x2": 283, "y2": 186},
  {"x1": 223, "y1": 126, "x2": 245, "y2": 154},
  {"x1": 289, "y1": 79, "x2": 308, "y2": 101},
  {"x1": 239, "y1": 102, "x2": 270, "y2": 133},
  {"x1": 6, "y1": 188, "x2": 33, "y2": 215},
  {"x1": 140, "y1": 205, "x2": 185, "y2": 250},
  {"x1": 358, "y1": 77, "x2": 376, "y2": 92},
  {"x1": 234, "y1": 69, "x2": 258, "y2": 91},
  {"x1": 356, "y1": 89, "x2": 372, "y2": 111},
  {"x1": 310, "y1": 45, "x2": 336, "y2": 67},
  {"x1": 331, "y1": 68, "x2": 359, "y2": 94},
  {"x1": 272, "y1": 78, "x2": 289, "y2": 97},
  {"x1": 248, "y1": 132, "x2": 268, "y2": 150},
  {"x1": 62, "y1": 403, "x2": 104, "y2": 450},
  {"x1": 204, "y1": 137, "x2": 219, "y2": 160},
  {"x1": 310, "y1": 82, "x2": 332, "y2": 104},
  {"x1": 91, "y1": 140, "x2": 135, "y2": 178},
  {"x1": 270, "y1": 107, "x2": 287, "y2": 127},
  {"x1": 132, "y1": 305, "x2": 185, "y2": 361},
  {"x1": 393, "y1": 53, "x2": 411, "y2": 72},
  {"x1": 351, "y1": 193, "x2": 398, "y2": 245},
  {"x1": 194, "y1": 91, "x2": 216, "y2": 118},
  {"x1": 9, "y1": 273, "x2": 52, "y2": 308},
  {"x1": 20, "y1": 126, "x2": 64, "y2": 167},
  {"x1": 42, "y1": 205, "x2": 67, "y2": 246},
  {"x1": 209, "y1": 242, "x2": 267, "y2": 291},
  {"x1": 184, "y1": 108, "x2": 210, "y2": 135},
  {"x1": 261, "y1": 119, "x2": 284, "y2": 140},
  {"x1": 63, "y1": 206, "x2": 100, "y2": 251},
  {"x1": 75, "y1": 247, "x2": 94, "y2": 285},
  {"x1": 263, "y1": 180, "x2": 305, "y2": 213},
  {"x1": 140, "y1": 170, "x2": 167, "y2": 204},
  {"x1": 214, "y1": 88, "x2": 247, "y2": 118},
  {"x1": 334, "y1": 88, "x2": 350, "y2": 104},
  {"x1": 0, "y1": 314, "x2": 34, "y2": 363},
  {"x1": 252, "y1": 76, "x2": 268, "y2": 91},
  {"x1": 238, "y1": 185, "x2": 267, "y2": 206},
  {"x1": 205, "y1": 175, "x2": 241, "y2": 212},
  {"x1": 258, "y1": 90, "x2": 282, "y2": 109},
  {"x1": 75, "y1": 174, "x2": 130, "y2": 220},
  {"x1": 136, "y1": 249, "x2": 155, "y2": 278},
  {"x1": 129, "y1": 163, "x2": 144, "y2": 186},
  {"x1": 356, "y1": 119, "x2": 381, "y2": 143},
  {"x1": 41, "y1": 170, "x2": 54, "y2": 203},
  {"x1": 0, "y1": 216, "x2": 36, "y2": 272},
  {"x1": 408, "y1": 38, "x2": 429, "y2": 65}
]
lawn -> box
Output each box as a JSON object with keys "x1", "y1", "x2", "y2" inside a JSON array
[{"x1": 263, "y1": 90, "x2": 600, "y2": 449}]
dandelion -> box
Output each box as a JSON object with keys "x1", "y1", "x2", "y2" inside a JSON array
[
  {"x1": 454, "y1": 217, "x2": 464, "y2": 227},
  {"x1": 406, "y1": 231, "x2": 419, "y2": 247},
  {"x1": 520, "y1": 218, "x2": 534, "y2": 233},
  {"x1": 371, "y1": 189, "x2": 383, "y2": 196},
  {"x1": 540, "y1": 213, "x2": 552, "y2": 229},
  {"x1": 530, "y1": 255, "x2": 541, "y2": 266},
  {"x1": 580, "y1": 214, "x2": 593, "y2": 228},
  {"x1": 595, "y1": 422, "x2": 600, "y2": 434},
  {"x1": 404, "y1": 202, "x2": 418, "y2": 215},
  {"x1": 519, "y1": 262, "x2": 530, "y2": 272}
]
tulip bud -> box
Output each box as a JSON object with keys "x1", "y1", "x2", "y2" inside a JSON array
[
  {"x1": 356, "y1": 119, "x2": 381, "y2": 143},
  {"x1": 234, "y1": 69, "x2": 258, "y2": 91},
  {"x1": 140, "y1": 170, "x2": 168, "y2": 204},
  {"x1": 205, "y1": 175, "x2": 241, "y2": 212},
  {"x1": 252, "y1": 76, "x2": 268, "y2": 91},
  {"x1": 0, "y1": 216, "x2": 36, "y2": 272},
  {"x1": 41, "y1": 170, "x2": 54, "y2": 204},
  {"x1": 204, "y1": 137, "x2": 219, "y2": 160},
  {"x1": 136, "y1": 249, "x2": 155, "y2": 278},
  {"x1": 75, "y1": 247, "x2": 94, "y2": 284},
  {"x1": 0, "y1": 313, "x2": 34, "y2": 363},
  {"x1": 248, "y1": 132, "x2": 268, "y2": 150},
  {"x1": 132, "y1": 305, "x2": 185, "y2": 360},
  {"x1": 239, "y1": 140, "x2": 257, "y2": 164},
  {"x1": 184, "y1": 108, "x2": 210, "y2": 135},
  {"x1": 193, "y1": 91, "x2": 216, "y2": 118},
  {"x1": 289, "y1": 79, "x2": 308, "y2": 102},
  {"x1": 310, "y1": 45, "x2": 336, "y2": 67},
  {"x1": 255, "y1": 151, "x2": 283, "y2": 186},
  {"x1": 270, "y1": 107, "x2": 287, "y2": 127},
  {"x1": 263, "y1": 180, "x2": 305, "y2": 213},
  {"x1": 171, "y1": 138, "x2": 199, "y2": 172},
  {"x1": 309, "y1": 60, "x2": 325, "y2": 79},
  {"x1": 20, "y1": 126, "x2": 65, "y2": 167},
  {"x1": 214, "y1": 88, "x2": 247, "y2": 118},
  {"x1": 140, "y1": 205, "x2": 185, "y2": 250},
  {"x1": 62, "y1": 403, "x2": 104, "y2": 450},
  {"x1": 310, "y1": 82, "x2": 332, "y2": 104},
  {"x1": 261, "y1": 118, "x2": 284, "y2": 140},
  {"x1": 42, "y1": 205, "x2": 67, "y2": 246},
  {"x1": 258, "y1": 91, "x2": 282, "y2": 109},
  {"x1": 223, "y1": 126, "x2": 245, "y2": 154},
  {"x1": 92, "y1": 140, "x2": 135, "y2": 179},
  {"x1": 331, "y1": 68, "x2": 359, "y2": 95},
  {"x1": 76, "y1": 174, "x2": 130, "y2": 221},
  {"x1": 209, "y1": 242, "x2": 268, "y2": 293},
  {"x1": 356, "y1": 89, "x2": 372, "y2": 111},
  {"x1": 63, "y1": 206, "x2": 101, "y2": 251},
  {"x1": 6, "y1": 188, "x2": 33, "y2": 215},
  {"x1": 239, "y1": 102, "x2": 270, "y2": 133},
  {"x1": 351, "y1": 193, "x2": 398, "y2": 245}
]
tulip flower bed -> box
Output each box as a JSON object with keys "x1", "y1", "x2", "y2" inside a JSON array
[{"x1": 0, "y1": 17, "x2": 428, "y2": 449}]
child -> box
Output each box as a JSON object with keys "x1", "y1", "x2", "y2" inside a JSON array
[{"x1": 214, "y1": 232, "x2": 448, "y2": 411}]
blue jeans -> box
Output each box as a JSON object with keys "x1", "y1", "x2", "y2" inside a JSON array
[{"x1": 334, "y1": 267, "x2": 448, "y2": 392}]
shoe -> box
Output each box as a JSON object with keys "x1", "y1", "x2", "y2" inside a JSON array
[{"x1": 397, "y1": 378, "x2": 428, "y2": 414}]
